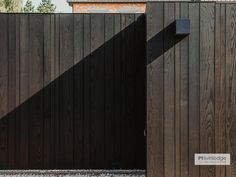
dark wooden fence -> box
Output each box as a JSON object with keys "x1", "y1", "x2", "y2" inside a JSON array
[
  {"x1": 146, "y1": 2, "x2": 236, "y2": 177},
  {"x1": 0, "y1": 13, "x2": 146, "y2": 169}
]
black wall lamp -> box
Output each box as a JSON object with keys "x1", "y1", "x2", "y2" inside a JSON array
[{"x1": 175, "y1": 19, "x2": 190, "y2": 35}]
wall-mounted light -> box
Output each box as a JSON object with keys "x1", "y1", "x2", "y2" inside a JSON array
[{"x1": 175, "y1": 19, "x2": 190, "y2": 35}]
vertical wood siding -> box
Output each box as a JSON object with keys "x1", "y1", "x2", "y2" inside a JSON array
[
  {"x1": 0, "y1": 13, "x2": 146, "y2": 169},
  {"x1": 146, "y1": 2, "x2": 236, "y2": 177}
]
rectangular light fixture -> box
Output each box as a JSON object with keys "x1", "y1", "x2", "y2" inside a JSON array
[{"x1": 175, "y1": 19, "x2": 190, "y2": 35}]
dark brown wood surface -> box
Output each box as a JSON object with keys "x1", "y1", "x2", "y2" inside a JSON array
[
  {"x1": 0, "y1": 13, "x2": 146, "y2": 169},
  {"x1": 146, "y1": 2, "x2": 236, "y2": 177}
]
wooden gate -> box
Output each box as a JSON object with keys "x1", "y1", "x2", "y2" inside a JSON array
[
  {"x1": 146, "y1": 2, "x2": 236, "y2": 177},
  {"x1": 0, "y1": 13, "x2": 146, "y2": 169}
]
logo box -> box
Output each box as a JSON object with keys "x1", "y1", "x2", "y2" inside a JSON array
[{"x1": 195, "y1": 154, "x2": 231, "y2": 165}]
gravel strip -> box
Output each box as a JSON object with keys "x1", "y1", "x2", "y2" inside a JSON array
[{"x1": 0, "y1": 170, "x2": 145, "y2": 177}]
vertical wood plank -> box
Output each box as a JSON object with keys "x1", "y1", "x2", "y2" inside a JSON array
[
  {"x1": 134, "y1": 13, "x2": 146, "y2": 169},
  {"x1": 120, "y1": 14, "x2": 126, "y2": 167},
  {"x1": 200, "y1": 3, "x2": 215, "y2": 177},
  {"x1": 29, "y1": 14, "x2": 44, "y2": 169},
  {"x1": 113, "y1": 14, "x2": 121, "y2": 168},
  {"x1": 104, "y1": 14, "x2": 114, "y2": 168},
  {"x1": 174, "y1": 3, "x2": 181, "y2": 177},
  {"x1": 124, "y1": 14, "x2": 135, "y2": 168},
  {"x1": 59, "y1": 14, "x2": 74, "y2": 168},
  {"x1": 83, "y1": 14, "x2": 91, "y2": 168},
  {"x1": 50, "y1": 14, "x2": 56, "y2": 168},
  {"x1": 8, "y1": 14, "x2": 16, "y2": 169},
  {"x1": 19, "y1": 14, "x2": 29, "y2": 168},
  {"x1": 53, "y1": 14, "x2": 60, "y2": 168},
  {"x1": 90, "y1": 13, "x2": 105, "y2": 168},
  {"x1": 0, "y1": 14, "x2": 8, "y2": 169},
  {"x1": 226, "y1": 3, "x2": 236, "y2": 177},
  {"x1": 164, "y1": 3, "x2": 175, "y2": 177},
  {"x1": 146, "y1": 2, "x2": 164, "y2": 177},
  {"x1": 0, "y1": 13, "x2": 147, "y2": 170},
  {"x1": 180, "y1": 3, "x2": 189, "y2": 177},
  {"x1": 43, "y1": 14, "x2": 52, "y2": 169},
  {"x1": 15, "y1": 14, "x2": 20, "y2": 168},
  {"x1": 73, "y1": 13, "x2": 84, "y2": 168},
  {"x1": 215, "y1": 3, "x2": 226, "y2": 177},
  {"x1": 189, "y1": 3, "x2": 200, "y2": 177}
]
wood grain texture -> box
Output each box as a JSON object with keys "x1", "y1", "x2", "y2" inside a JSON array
[
  {"x1": 90, "y1": 13, "x2": 105, "y2": 168},
  {"x1": 146, "y1": 2, "x2": 164, "y2": 177},
  {"x1": 180, "y1": 3, "x2": 189, "y2": 177},
  {"x1": 29, "y1": 14, "x2": 44, "y2": 169},
  {"x1": 43, "y1": 14, "x2": 52, "y2": 169},
  {"x1": 0, "y1": 14, "x2": 8, "y2": 169},
  {"x1": 73, "y1": 13, "x2": 84, "y2": 168},
  {"x1": 226, "y1": 4, "x2": 236, "y2": 177},
  {"x1": 189, "y1": 3, "x2": 200, "y2": 177},
  {"x1": 104, "y1": 14, "x2": 114, "y2": 168},
  {"x1": 113, "y1": 14, "x2": 121, "y2": 168},
  {"x1": 19, "y1": 14, "x2": 29, "y2": 169},
  {"x1": 146, "y1": 2, "x2": 232, "y2": 177},
  {"x1": 59, "y1": 14, "x2": 74, "y2": 168},
  {"x1": 83, "y1": 14, "x2": 91, "y2": 168},
  {"x1": 124, "y1": 14, "x2": 135, "y2": 168},
  {"x1": 215, "y1": 4, "x2": 226, "y2": 177},
  {"x1": 174, "y1": 3, "x2": 181, "y2": 177},
  {"x1": 164, "y1": 3, "x2": 175, "y2": 177},
  {"x1": 8, "y1": 14, "x2": 17, "y2": 168},
  {"x1": 134, "y1": 13, "x2": 146, "y2": 169},
  {"x1": 200, "y1": 3, "x2": 215, "y2": 177},
  {"x1": 0, "y1": 13, "x2": 146, "y2": 169}
]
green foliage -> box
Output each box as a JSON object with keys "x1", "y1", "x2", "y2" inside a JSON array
[
  {"x1": 37, "y1": 0, "x2": 56, "y2": 13},
  {"x1": 22, "y1": 0, "x2": 35, "y2": 13},
  {"x1": 0, "y1": 0, "x2": 22, "y2": 12}
]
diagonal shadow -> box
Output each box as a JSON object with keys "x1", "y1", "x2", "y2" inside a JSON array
[
  {"x1": 147, "y1": 21, "x2": 187, "y2": 64},
  {"x1": 0, "y1": 14, "x2": 186, "y2": 170},
  {"x1": 0, "y1": 14, "x2": 146, "y2": 170}
]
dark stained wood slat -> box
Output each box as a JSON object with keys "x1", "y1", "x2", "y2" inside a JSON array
[
  {"x1": 49, "y1": 14, "x2": 56, "y2": 168},
  {"x1": 215, "y1": 4, "x2": 226, "y2": 177},
  {"x1": 180, "y1": 3, "x2": 189, "y2": 177},
  {"x1": 120, "y1": 14, "x2": 126, "y2": 167},
  {"x1": 19, "y1": 14, "x2": 29, "y2": 169},
  {"x1": 124, "y1": 14, "x2": 135, "y2": 168},
  {"x1": 0, "y1": 14, "x2": 9, "y2": 169},
  {"x1": 226, "y1": 4, "x2": 236, "y2": 177},
  {"x1": 188, "y1": 3, "x2": 200, "y2": 177},
  {"x1": 28, "y1": 14, "x2": 44, "y2": 169},
  {"x1": 83, "y1": 14, "x2": 91, "y2": 168},
  {"x1": 164, "y1": 3, "x2": 175, "y2": 177},
  {"x1": 53, "y1": 14, "x2": 60, "y2": 168},
  {"x1": 134, "y1": 13, "x2": 146, "y2": 169},
  {"x1": 43, "y1": 14, "x2": 52, "y2": 169},
  {"x1": 104, "y1": 14, "x2": 115, "y2": 168},
  {"x1": 14, "y1": 14, "x2": 20, "y2": 168},
  {"x1": 90, "y1": 13, "x2": 105, "y2": 168},
  {"x1": 59, "y1": 14, "x2": 74, "y2": 168},
  {"x1": 200, "y1": 3, "x2": 215, "y2": 177},
  {"x1": 174, "y1": 3, "x2": 181, "y2": 177},
  {"x1": 113, "y1": 14, "x2": 122, "y2": 168},
  {"x1": 0, "y1": 13, "x2": 146, "y2": 170},
  {"x1": 8, "y1": 14, "x2": 17, "y2": 169},
  {"x1": 73, "y1": 13, "x2": 84, "y2": 168},
  {"x1": 146, "y1": 2, "x2": 164, "y2": 177}
]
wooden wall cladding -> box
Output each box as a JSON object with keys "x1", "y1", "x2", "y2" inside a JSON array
[
  {"x1": 146, "y1": 2, "x2": 236, "y2": 177},
  {"x1": 0, "y1": 13, "x2": 146, "y2": 169}
]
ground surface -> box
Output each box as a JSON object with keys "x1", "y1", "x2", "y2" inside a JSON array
[{"x1": 0, "y1": 170, "x2": 145, "y2": 177}]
